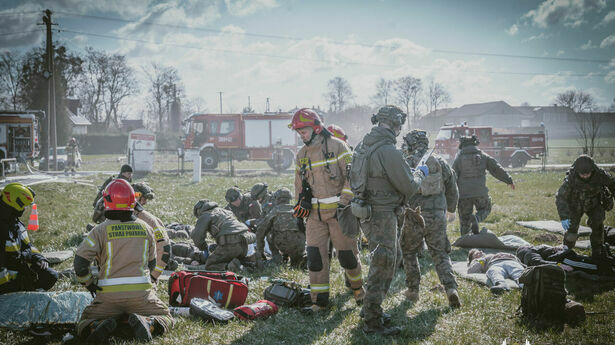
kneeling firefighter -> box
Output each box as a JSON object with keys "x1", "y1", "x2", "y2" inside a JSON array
[
  {"x1": 75, "y1": 179, "x2": 173, "y2": 343},
  {"x1": 289, "y1": 108, "x2": 364, "y2": 312}
]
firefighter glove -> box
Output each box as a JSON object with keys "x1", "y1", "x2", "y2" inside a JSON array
[
  {"x1": 561, "y1": 219, "x2": 571, "y2": 230},
  {"x1": 418, "y1": 165, "x2": 429, "y2": 177}
]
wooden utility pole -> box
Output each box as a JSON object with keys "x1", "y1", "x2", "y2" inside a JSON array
[{"x1": 42, "y1": 9, "x2": 57, "y2": 170}]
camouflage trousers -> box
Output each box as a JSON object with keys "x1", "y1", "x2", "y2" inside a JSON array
[
  {"x1": 361, "y1": 209, "x2": 398, "y2": 326},
  {"x1": 205, "y1": 241, "x2": 248, "y2": 271},
  {"x1": 77, "y1": 290, "x2": 173, "y2": 337},
  {"x1": 458, "y1": 196, "x2": 492, "y2": 235},
  {"x1": 400, "y1": 210, "x2": 457, "y2": 292},
  {"x1": 272, "y1": 230, "x2": 306, "y2": 267},
  {"x1": 566, "y1": 204, "x2": 606, "y2": 258}
]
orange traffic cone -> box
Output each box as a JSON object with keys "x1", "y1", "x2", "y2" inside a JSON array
[{"x1": 27, "y1": 203, "x2": 39, "y2": 231}]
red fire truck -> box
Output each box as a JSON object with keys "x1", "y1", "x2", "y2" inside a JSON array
[
  {"x1": 0, "y1": 111, "x2": 43, "y2": 161},
  {"x1": 434, "y1": 123, "x2": 546, "y2": 168},
  {"x1": 183, "y1": 112, "x2": 299, "y2": 170}
]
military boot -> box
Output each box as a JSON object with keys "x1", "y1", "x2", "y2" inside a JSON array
[
  {"x1": 85, "y1": 318, "x2": 117, "y2": 344},
  {"x1": 227, "y1": 258, "x2": 242, "y2": 272},
  {"x1": 353, "y1": 287, "x2": 366, "y2": 305},
  {"x1": 446, "y1": 288, "x2": 461, "y2": 309},
  {"x1": 359, "y1": 309, "x2": 392, "y2": 326},
  {"x1": 127, "y1": 313, "x2": 153, "y2": 342},
  {"x1": 362, "y1": 320, "x2": 401, "y2": 336},
  {"x1": 301, "y1": 304, "x2": 327, "y2": 314},
  {"x1": 404, "y1": 288, "x2": 419, "y2": 302},
  {"x1": 471, "y1": 215, "x2": 479, "y2": 234},
  {"x1": 489, "y1": 282, "x2": 509, "y2": 295}
]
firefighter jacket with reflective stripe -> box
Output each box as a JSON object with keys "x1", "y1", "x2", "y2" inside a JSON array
[
  {"x1": 75, "y1": 218, "x2": 155, "y2": 294},
  {"x1": 0, "y1": 212, "x2": 46, "y2": 288},
  {"x1": 191, "y1": 207, "x2": 249, "y2": 250},
  {"x1": 294, "y1": 134, "x2": 354, "y2": 207},
  {"x1": 453, "y1": 145, "x2": 513, "y2": 199},
  {"x1": 135, "y1": 209, "x2": 170, "y2": 279}
]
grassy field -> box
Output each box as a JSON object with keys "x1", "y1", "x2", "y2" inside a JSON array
[{"x1": 2, "y1": 170, "x2": 615, "y2": 345}]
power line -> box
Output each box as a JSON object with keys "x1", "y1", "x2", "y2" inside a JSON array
[
  {"x1": 0, "y1": 11, "x2": 41, "y2": 16},
  {"x1": 57, "y1": 28, "x2": 607, "y2": 78},
  {"x1": 54, "y1": 10, "x2": 610, "y2": 64},
  {"x1": 0, "y1": 30, "x2": 43, "y2": 36}
]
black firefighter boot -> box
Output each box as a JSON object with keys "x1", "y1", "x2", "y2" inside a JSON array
[
  {"x1": 128, "y1": 313, "x2": 153, "y2": 342},
  {"x1": 85, "y1": 318, "x2": 117, "y2": 344}
]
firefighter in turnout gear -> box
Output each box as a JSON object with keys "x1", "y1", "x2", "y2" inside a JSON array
[
  {"x1": 289, "y1": 108, "x2": 364, "y2": 312},
  {"x1": 75, "y1": 179, "x2": 173, "y2": 343},
  {"x1": 0, "y1": 183, "x2": 58, "y2": 294},
  {"x1": 65, "y1": 137, "x2": 79, "y2": 175},
  {"x1": 400, "y1": 130, "x2": 460, "y2": 308},
  {"x1": 353, "y1": 105, "x2": 425, "y2": 336},
  {"x1": 192, "y1": 199, "x2": 257, "y2": 271},
  {"x1": 132, "y1": 182, "x2": 170, "y2": 282},
  {"x1": 453, "y1": 136, "x2": 514, "y2": 235},
  {"x1": 92, "y1": 164, "x2": 134, "y2": 224},
  {"x1": 556, "y1": 155, "x2": 615, "y2": 259}
]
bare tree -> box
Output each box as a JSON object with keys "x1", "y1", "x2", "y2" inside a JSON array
[
  {"x1": 394, "y1": 75, "x2": 422, "y2": 124},
  {"x1": 77, "y1": 48, "x2": 107, "y2": 124},
  {"x1": 326, "y1": 76, "x2": 353, "y2": 113},
  {"x1": 555, "y1": 90, "x2": 601, "y2": 156},
  {"x1": 144, "y1": 63, "x2": 184, "y2": 130},
  {"x1": 371, "y1": 78, "x2": 393, "y2": 107},
  {"x1": 103, "y1": 54, "x2": 137, "y2": 128},
  {"x1": 428, "y1": 80, "x2": 451, "y2": 114},
  {"x1": 0, "y1": 52, "x2": 24, "y2": 110}
]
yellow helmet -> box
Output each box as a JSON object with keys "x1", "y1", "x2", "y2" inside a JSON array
[{"x1": 1, "y1": 183, "x2": 35, "y2": 212}]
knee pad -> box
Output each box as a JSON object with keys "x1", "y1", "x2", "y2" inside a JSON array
[
  {"x1": 337, "y1": 250, "x2": 358, "y2": 270},
  {"x1": 315, "y1": 292, "x2": 329, "y2": 307},
  {"x1": 307, "y1": 246, "x2": 323, "y2": 271}
]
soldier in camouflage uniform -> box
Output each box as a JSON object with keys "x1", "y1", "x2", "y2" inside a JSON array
[
  {"x1": 255, "y1": 188, "x2": 306, "y2": 269},
  {"x1": 191, "y1": 199, "x2": 257, "y2": 271},
  {"x1": 556, "y1": 155, "x2": 615, "y2": 259},
  {"x1": 356, "y1": 106, "x2": 425, "y2": 336},
  {"x1": 400, "y1": 130, "x2": 460, "y2": 308},
  {"x1": 250, "y1": 183, "x2": 274, "y2": 218},
  {"x1": 453, "y1": 136, "x2": 514, "y2": 235},
  {"x1": 224, "y1": 187, "x2": 256, "y2": 223}
]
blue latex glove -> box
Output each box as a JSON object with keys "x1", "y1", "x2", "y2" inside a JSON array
[
  {"x1": 561, "y1": 219, "x2": 571, "y2": 230},
  {"x1": 418, "y1": 165, "x2": 429, "y2": 177}
]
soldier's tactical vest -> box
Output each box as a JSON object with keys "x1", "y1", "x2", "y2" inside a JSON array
[
  {"x1": 569, "y1": 172, "x2": 604, "y2": 211},
  {"x1": 459, "y1": 151, "x2": 486, "y2": 178},
  {"x1": 272, "y1": 205, "x2": 299, "y2": 232},
  {"x1": 419, "y1": 156, "x2": 443, "y2": 196}
]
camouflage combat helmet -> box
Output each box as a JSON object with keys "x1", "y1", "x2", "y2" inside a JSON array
[
  {"x1": 250, "y1": 183, "x2": 268, "y2": 201},
  {"x1": 371, "y1": 105, "x2": 407, "y2": 128},
  {"x1": 274, "y1": 187, "x2": 293, "y2": 203},
  {"x1": 193, "y1": 199, "x2": 219, "y2": 218},
  {"x1": 132, "y1": 182, "x2": 155, "y2": 200},
  {"x1": 225, "y1": 187, "x2": 242, "y2": 203},
  {"x1": 572, "y1": 154, "x2": 595, "y2": 175},
  {"x1": 459, "y1": 135, "x2": 480, "y2": 149},
  {"x1": 403, "y1": 130, "x2": 429, "y2": 151}
]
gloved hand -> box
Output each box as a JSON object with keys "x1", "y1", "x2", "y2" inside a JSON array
[
  {"x1": 418, "y1": 165, "x2": 429, "y2": 177},
  {"x1": 37, "y1": 260, "x2": 49, "y2": 271},
  {"x1": 293, "y1": 198, "x2": 311, "y2": 218},
  {"x1": 85, "y1": 282, "x2": 102, "y2": 297},
  {"x1": 561, "y1": 219, "x2": 571, "y2": 230}
]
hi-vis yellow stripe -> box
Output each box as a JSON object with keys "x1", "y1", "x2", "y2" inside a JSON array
[
  {"x1": 100, "y1": 283, "x2": 151, "y2": 293},
  {"x1": 342, "y1": 188, "x2": 354, "y2": 196},
  {"x1": 346, "y1": 271, "x2": 362, "y2": 282},
  {"x1": 296, "y1": 151, "x2": 352, "y2": 170},
  {"x1": 312, "y1": 203, "x2": 338, "y2": 210},
  {"x1": 105, "y1": 242, "x2": 113, "y2": 279},
  {"x1": 310, "y1": 284, "x2": 329, "y2": 292}
]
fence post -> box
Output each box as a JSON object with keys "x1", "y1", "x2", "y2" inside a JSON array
[{"x1": 192, "y1": 154, "x2": 201, "y2": 183}]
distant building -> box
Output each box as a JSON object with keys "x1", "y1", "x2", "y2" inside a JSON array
[
  {"x1": 120, "y1": 119, "x2": 145, "y2": 132},
  {"x1": 66, "y1": 99, "x2": 91, "y2": 135}
]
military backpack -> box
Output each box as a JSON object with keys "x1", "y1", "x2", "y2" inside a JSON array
[
  {"x1": 348, "y1": 140, "x2": 387, "y2": 219},
  {"x1": 419, "y1": 156, "x2": 443, "y2": 196},
  {"x1": 518, "y1": 264, "x2": 567, "y2": 328}
]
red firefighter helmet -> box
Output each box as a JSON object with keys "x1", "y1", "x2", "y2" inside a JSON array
[
  {"x1": 288, "y1": 108, "x2": 324, "y2": 134},
  {"x1": 327, "y1": 124, "x2": 347, "y2": 142},
  {"x1": 103, "y1": 179, "x2": 136, "y2": 211}
]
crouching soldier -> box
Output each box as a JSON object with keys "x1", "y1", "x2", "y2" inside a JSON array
[
  {"x1": 92, "y1": 164, "x2": 133, "y2": 224},
  {"x1": 132, "y1": 182, "x2": 170, "y2": 283},
  {"x1": 400, "y1": 130, "x2": 460, "y2": 308},
  {"x1": 75, "y1": 179, "x2": 172, "y2": 343},
  {"x1": 556, "y1": 154, "x2": 615, "y2": 259},
  {"x1": 255, "y1": 188, "x2": 307, "y2": 269},
  {"x1": 191, "y1": 199, "x2": 256, "y2": 271},
  {"x1": 0, "y1": 183, "x2": 58, "y2": 294}
]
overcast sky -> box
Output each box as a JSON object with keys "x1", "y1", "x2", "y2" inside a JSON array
[{"x1": 1, "y1": 0, "x2": 614, "y2": 116}]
